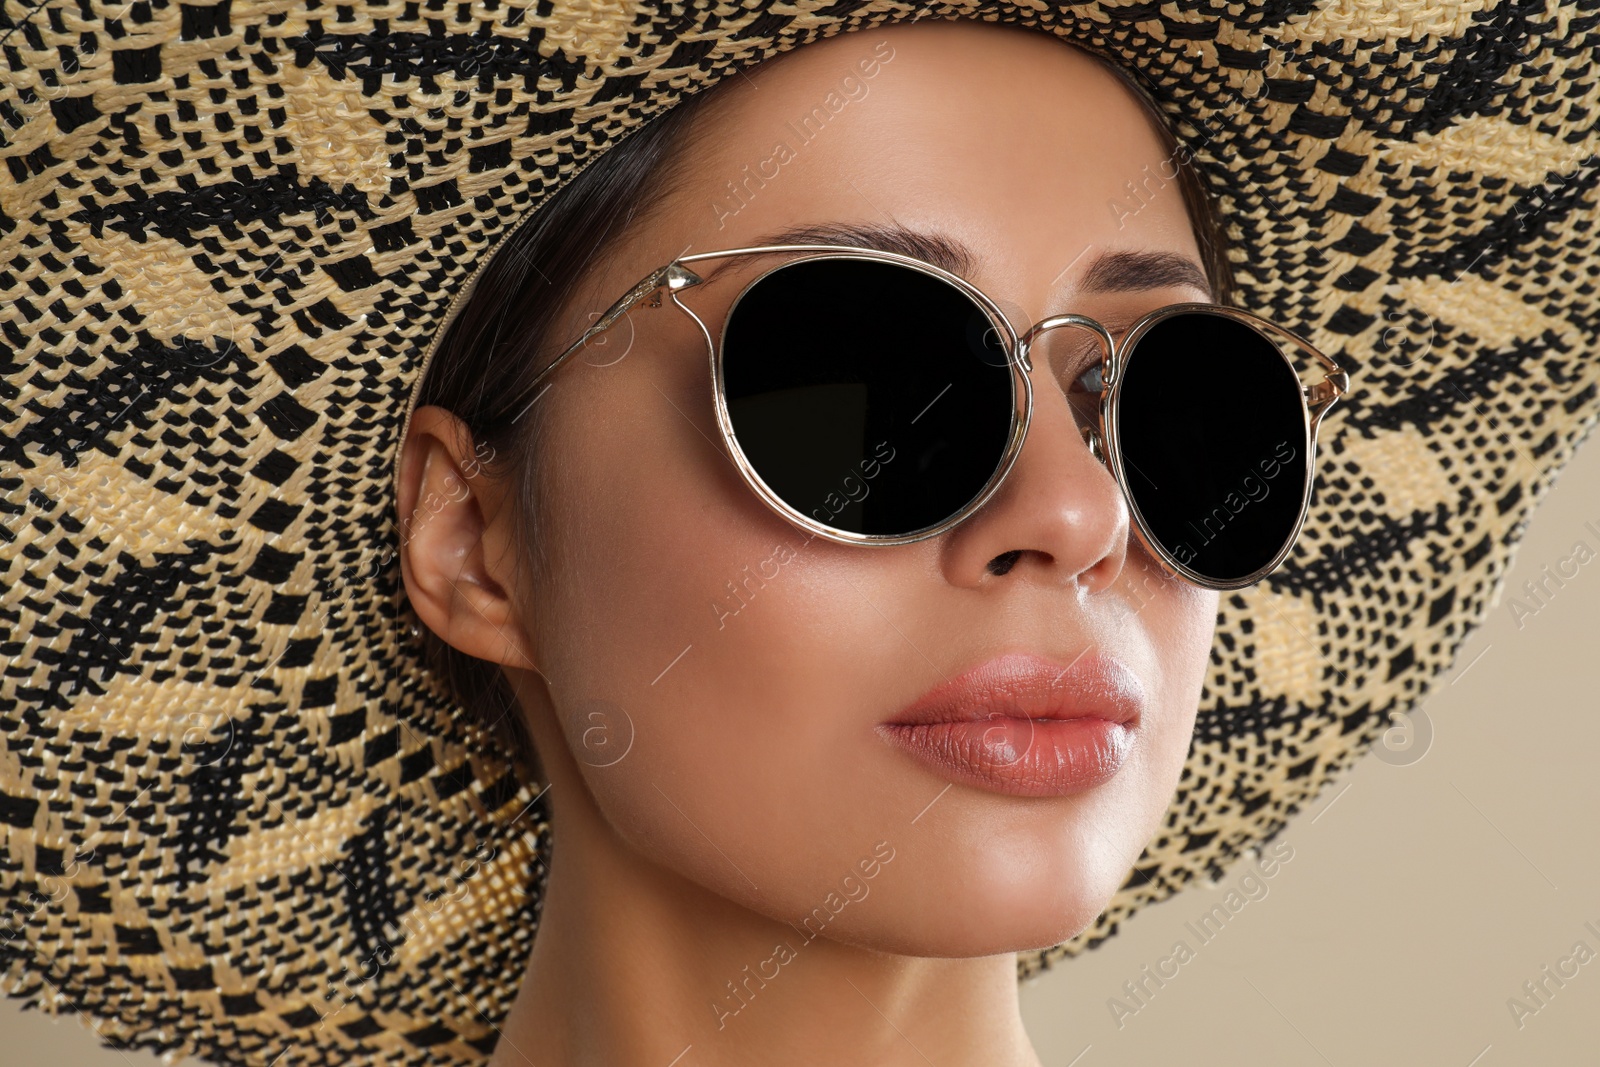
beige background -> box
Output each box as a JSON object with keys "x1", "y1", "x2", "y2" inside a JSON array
[{"x1": 6, "y1": 430, "x2": 1598, "y2": 1063}]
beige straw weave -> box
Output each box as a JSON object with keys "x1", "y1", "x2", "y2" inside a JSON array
[{"x1": 2, "y1": 0, "x2": 1597, "y2": 1062}]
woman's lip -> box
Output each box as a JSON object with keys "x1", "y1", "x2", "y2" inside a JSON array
[
  {"x1": 876, "y1": 651, "x2": 1146, "y2": 798},
  {"x1": 876, "y1": 717, "x2": 1133, "y2": 797},
  {"x1": 883, "y1": 650, "x2": 1145, "y2": 728}
]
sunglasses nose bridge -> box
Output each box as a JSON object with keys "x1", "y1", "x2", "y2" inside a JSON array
[
  {"x1": 1017, "y1": 314, "x2": 1114, "y2": 464},
  {"x1": 1019, "y1": 314, "x2": 1115, "y2": 361},
  {"x1": 1019, "y1": 314, "x2": 1118, "y2": 390}
]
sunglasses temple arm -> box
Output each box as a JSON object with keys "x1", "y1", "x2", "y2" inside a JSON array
[
  {"x1": 507, "y1": 263, "x2": 705, "y2": 425},
  {"x1": 1306, "y1": 370, "x2": 1348, "y2": 430},
  {"x1": 1263, "y1": 321, "x2": 1351, "y2": 433},
  {"x1": 1304, "y1": 345, "x2": 1352, "y2": 431},
  {"x1": 669, "y1": 287, "x2": 717, "y2": 359}
]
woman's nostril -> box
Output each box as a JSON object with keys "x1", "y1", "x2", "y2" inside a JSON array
[{"x1": 988, "y1": 549, "x2": 1023, "y2": 576}]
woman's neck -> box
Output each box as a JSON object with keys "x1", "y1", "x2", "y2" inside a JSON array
[{"x1": 485, "y1": 768, "x2": 1044, "y2": 1067}]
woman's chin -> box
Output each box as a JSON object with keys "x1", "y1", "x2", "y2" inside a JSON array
[{"x1": 793, "y1": 892, "x2": 1110, "y2": 960}]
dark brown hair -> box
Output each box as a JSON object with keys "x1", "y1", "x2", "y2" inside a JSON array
[
  {"x1": 407, "y1": 93, "x2": 715, "y2": 776},
  {"x1": 408, "y1": 46, "x2": 1235, "y2": 781}
]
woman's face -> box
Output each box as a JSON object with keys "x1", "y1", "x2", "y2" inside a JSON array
[{"x1": 495, "y1": 20, "x2": 1217, "y2": 956}]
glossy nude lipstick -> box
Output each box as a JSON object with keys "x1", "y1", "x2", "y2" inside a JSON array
[{"x1": 876, "y1": 651, "x2": 1145, "y2": 798}]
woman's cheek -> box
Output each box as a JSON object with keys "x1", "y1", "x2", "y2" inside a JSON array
[
  {"x1": 568, "y1": 545, "x2": 884, "y2": 917},
  {"x1": 1142, "y1": 580, "x2": 1216, "y2": 787},
  {"x1": 541, "y1": 466, "x2": 789, "y2": 835}
]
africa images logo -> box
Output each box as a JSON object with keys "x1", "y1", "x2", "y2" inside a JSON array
[
  {"x1": 709, "y1": 840, "x2": 898, "y2": 1029},
  {"x1": 710, "y1": 39, "x2": 897, "y2": 230},
  {"x1": 1166, "y1": 440, "x2": 1298, "y2": 568}
]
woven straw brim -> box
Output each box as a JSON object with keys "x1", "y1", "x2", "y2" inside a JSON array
[{"x1": 2, "y1": 0, "x2": 1598, "y2": 1063}]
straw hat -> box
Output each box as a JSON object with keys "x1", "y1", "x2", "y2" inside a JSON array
[{"x1": 3, "y1": 0, "x2": 1597, "y2": 1062}]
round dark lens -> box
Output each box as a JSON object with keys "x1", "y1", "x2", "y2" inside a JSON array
[
  {"x1": 721, "y1": 257, "x2": 1016, "y2": 538},
  {"x1": 1113, "y1": 312, "x2": 1309, "y2": 584}
]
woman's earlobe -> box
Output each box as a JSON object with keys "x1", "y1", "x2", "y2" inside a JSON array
[{"x1": 397, "y1": 407, "x2": 538, "y2": 671}]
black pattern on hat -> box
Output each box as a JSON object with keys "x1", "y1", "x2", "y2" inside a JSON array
[{"x1": 2, "y1": 0, "x2": 1598, "y2": 1061}]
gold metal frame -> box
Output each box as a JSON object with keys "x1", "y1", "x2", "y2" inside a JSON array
[{"x1": 505, "y1": 243, "x2": 1350, "y2": 591}]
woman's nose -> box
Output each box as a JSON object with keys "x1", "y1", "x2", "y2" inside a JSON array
[{"x1": 937, "y1": 340, "x2": 1130, "y2": 593}]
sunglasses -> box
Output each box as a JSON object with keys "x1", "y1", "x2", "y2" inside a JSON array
[{"x1": 503, "y1": 243, "x2": 1350, "y2": 591}]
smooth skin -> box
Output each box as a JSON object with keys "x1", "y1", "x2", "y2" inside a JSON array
[{"x1": 398, "y1": 19, "x2": 1219, "y2": 1067}]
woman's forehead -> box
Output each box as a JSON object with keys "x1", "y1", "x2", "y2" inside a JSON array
[{"x1": 643, "y1": 23, "x2": 1204, "y2": 305}]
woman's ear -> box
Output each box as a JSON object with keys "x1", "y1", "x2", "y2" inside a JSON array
[{"x1": 396, "y1": 405, "x2": 538, "y2": 671}]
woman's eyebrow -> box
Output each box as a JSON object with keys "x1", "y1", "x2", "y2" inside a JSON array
[
  {"x1": 1079, "y1": 249, "x2": 1211, "y2": 297},
  {"x1": 690, "y1": 223, "x2": 1210, "y2": 301},
  {"x1": 694, "y1": 220, "x2": 978, "y2": 285}
]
